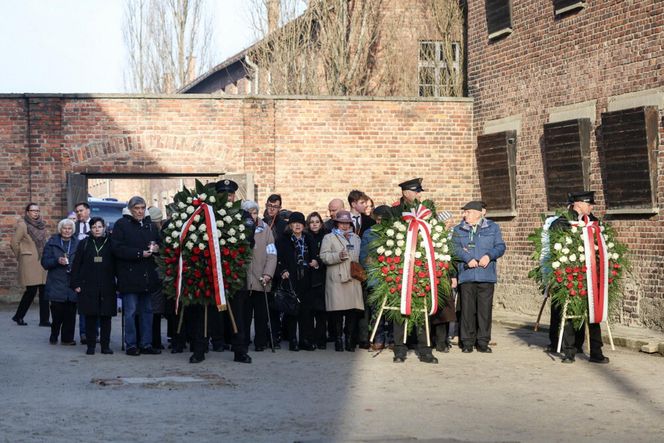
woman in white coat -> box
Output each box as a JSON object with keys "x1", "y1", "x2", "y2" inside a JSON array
[{"x1": 319, "y1": 210, "x2": 364, "y2": 352}]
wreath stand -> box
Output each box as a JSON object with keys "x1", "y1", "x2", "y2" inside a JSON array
[
  {"x1": 556, "y1": 299, "x2": 615, "y2": 354},
  {"x1": 369, "y1": 295, "x2": 431, "y2": 347}
]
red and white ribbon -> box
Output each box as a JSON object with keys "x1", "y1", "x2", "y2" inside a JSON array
[
  {"x1": 400, "y1": 204, "x2": 438, "y2": 316},
  {"x1": 175, "y1": 203, "x2": 226, "y2": 313},
  {"x1": 572, "y1": 216, "x2": 608, "y2": 324}
]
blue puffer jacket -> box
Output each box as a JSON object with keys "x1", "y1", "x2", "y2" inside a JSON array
[
  {"x1": 452, "y1": 218, "x2": 506, "y2": 284},
  {"x1": 41, "y1": 234, "x2": 79, "y2": 302}
]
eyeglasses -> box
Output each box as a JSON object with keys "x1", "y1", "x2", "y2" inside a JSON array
[
  {"x1": 28, "y1": 209, "x2": 40, "y2": 213},
  {"x1": 266, "y1": 204, "x2": 281, "y2": 210}
]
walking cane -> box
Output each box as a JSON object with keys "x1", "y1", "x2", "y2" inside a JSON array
[
  {"x1": 119, "y1": 297, "x2": 125, "y2": 351},
  {"x1": 262, "y1": 280, "x2": 276, "y2": 352}
]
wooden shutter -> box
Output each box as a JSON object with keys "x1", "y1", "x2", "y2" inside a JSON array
[
  {"x1": 599, "y1": 106, "x2": 659, "y2": 211},
  {"x1": 66, "y1": 173, "x2": 88, "y2": 212},
  {"x1": 553, "y1": 0, "x2": 587, "y2": 16},
  {"x1": 485, "y1": 0, "x2": 513, "y2": 40},
  {"x1": 542, "y1": 119, "x2": 591, "y2": 209},
  {"x1": 477, "y1": 130, "x2": 517, "y2": 216}
]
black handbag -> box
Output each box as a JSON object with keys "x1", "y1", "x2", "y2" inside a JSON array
[{"x1": 272, "y1": 279, "x2": 300, "y2": 315}]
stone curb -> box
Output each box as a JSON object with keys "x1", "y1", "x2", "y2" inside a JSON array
[{"x1": 493, "y1": 318, "x2": 664, "y2": 357}]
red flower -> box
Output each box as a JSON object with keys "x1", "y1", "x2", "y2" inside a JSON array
[
  {"x1": 608, "y1": 278, "x2": 614, "y2": 284},
  {"x1": 204, "y1": 267, "x2": 211, "y2": 275},
  {"x1": 194, "y1": 270, "x2": 202, "y2": 278},
  {"x1": 566, "y1": 282, "x2": 574, "y2": 289},
  {"x1": 205, "y1": 290, "x2": 211, "y2": 298},
  {"x1": 193, "y1": 247, "x2": 201, "y2": 255},
  {"x1": 556, "y1": 277, "x2": 563, "y2": 283},
  {"x1": 225, "y1": 269, "x2": 231, "y2": 276},
  {"x1": 204, "y1": 249, "x2": 210, "y2": 258},
  {"x1": 611, "y1": 270, "x2": 618, "y2": 276},
  {"x1": 197, "y1": 280, "x2": 205, "y2": 288},
  {"x1": 565, "y1": 267, "x2": 572, "y2": 274},
  {"x1": 580, "y1": 289, "x2": 587, "y2": 296},
  {"x1": 569, "y1": 289, "x2": 577, "y2": 296},
  {"x1": 385, "y1": 276, "x2": 393, "y2": 282},
  {"x1": 231, "y1": 250, "x2": 238, "y2": 259},
  {"x1": 577, "y1": 282, "x2": 583, "y2": 289},
  {"x1": 554, "y1": 269, "x2": 562, "y2": 276},
  {"x1": 577, "y1": 274, "x2": 584, "y2": 281},
  {"x1": 389, "y1": 264, "x2": 396, "y2": 271},
  {"x1": 192, "y1": 198, "x2": 201, "y2": 207},
  {"x1": 396, "y1": 284, "x2": 402, "y2": 290},
  {"x1": 435, "y1": 270, "x2": 443, "y2": 278},
  {"x1": 194, "y1": 289, "x2": 201, "y2": 298},
  {"x1": 389, "y1": 287, "x2": 396, "y2": 294},
  {"x1": 395, "y1": 275, "x2": 402, "y2": 283},
  {"x1": 394, "y1": 256, "x2": 401, "y2": 264},
  {"x1": 573, "y1": 267, "x2": 580, "y2": 273},
  {"x1": 418, "y1": 271, "x2": 427, "y2": 278},
  {"x1": 425, "y1": 285, "x2": 430, "y2": 291},
  {"x1": 166, "y1": 269, "x2": 173, "y2": 276},
  {"x1": 415, "y1": 259, "x2": 423, "y2": 267},
  {"x1": 567, "y1": 274, "x2": 574, "y2": 281},
  {"x1": 224, "y1": 282, "x2": 229, "y2": 289},
  {"x1": 377, "y1": 255, "x2": 385, "y2": 262},
  {"x1": 435, "y1": 278, "x2": 440, "y2": 285},
  {"x1": 442, "y1": 262, "x2": 449, "y2": 270},
  {"x1": 187, "y1": 279, "x2": 194, "y2": 285},
  {"x1": 381, "y1": 266, "x2": 389, "y2": 275},
  {"x1": 613, "y1": 263, "x2": 621, "y2": 269},
  {"x1": 581, "y1": 266, "x2": 587, "y2": 272},
  {"x1": 232, "y1": 273, "x2": 238, "y2": 280},
  {"x1": 238, "y1": 247, "x2": 246, "y2": 254},
  {"x1": 386, "y1": 257, "x2": 393, "y2": 264},
  {"x1": 222, "y1": 248, "x2": 230, "y2": 256},
  {"x1": 165, "y1": 247, "x2": 172, "y2": 255},
  {"x1": 191, "y1": 255, "x2": 199, "y2": 263}
]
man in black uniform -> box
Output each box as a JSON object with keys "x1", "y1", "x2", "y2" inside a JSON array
[
  {"x1": 390, "y1": 178, "x2": 437, "y2": 364},
  {"x1": 549, "y1": 191, "x2": 609, "y2": 364}
]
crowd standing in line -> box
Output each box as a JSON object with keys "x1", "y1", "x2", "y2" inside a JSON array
[{"x1": 10, "y1": 178, "x2": 515, "y2": 366}]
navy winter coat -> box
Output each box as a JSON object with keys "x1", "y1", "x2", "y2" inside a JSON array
[
  {"x1": 452, "y1": 218, "x2": 506, "y2": 284},
  {"x1": 41, "y1": 235, "x2": 79, "y2": 302},
  {"x1": 111, "y1": 215, "x2": 161, "y2": 294}
]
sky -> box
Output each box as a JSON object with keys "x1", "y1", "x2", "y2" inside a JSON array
[{"x1": 0, "y1": 0, "x2": 258, "y2": 93}]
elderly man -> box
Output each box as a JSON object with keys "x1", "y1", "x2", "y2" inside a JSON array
[
  {"x1": 452, "y1": 200, "x2": 506, "y2": 354},
  {"x1": 324, "y1": 198, "x2": 345, "y2": 232},
  {"x1": 111, "y1": 196, "x2": 161, "y2": 356}
]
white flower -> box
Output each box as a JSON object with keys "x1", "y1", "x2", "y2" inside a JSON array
[
  {"x1": 172, "y1": 230, "x2": 180, "y2": 238},
  {"x1": 202, "y1": 234, "x2": 209, "y2": 242},
  {"x1": 612, "y1": 252, "x2": 619, "y2": 260},
  {"x1": 386, "y1": 239, "x2": 395, "y2": 247},
  {"x1": 571, "y1": 226, "x2": 578, "y2": 233},
  {"x1": 435, "y1": 242, "x2": 443, "y2": 248},
  {"x1": 189, "y1": 234, "x2": 198, "y2": 243},
  {"x1": 607, "y1": 242, "x2": 614, "y2": 249},
  {"x1": 600, "y1": 226, "x2": 605, "y2": 232},
  {"x1": 235, "y1": 213, "x2": 242, "y2": 220},
  {"x1": 186, "y1": 206, "x2": 195, "y2": 214},
  {"x1": 442, "y1": 255, "x2": 451, "y2": 262},
  {"x1": 395, "y1": 247, "x2": 402, "y2": 256},
  {"x1": 552, "y1": 261, "x2": 560, "y2": 269},
  {"x1": 185, "y1": 241, "x2": 194, "y2": 250},
  {"x1": 164, "y1": 236, "x2": 172, "y2": 244},
  {"x1": 208, "y1": 196, "x2": 216, "y2": 203},
  {"x1": 562, "y1": 247, "x2": 570, "y2": 255},
  {"x1": 228, "y1": 228, "x2": 236, "y2": 236},
  {"x1": 430, "y1": 218, "x2": 438, "y2": 226},
  {"x1": 178, "y1": 202, "x2": 186, "y2": 209},
  {"x1": 376, "y1": 246, "x2": 385, "y2": 254},
  {"x1": 431, "y1": 233, "x2": 440, "y2": 242},
  {"x1": 198, "y1": 243, "x2": 206, "y2": 250},
  {"x1": 578, "y1": 246, "x2": 584, "y2": 253},
  {"x1": 559, "y1": 256, "x2": 568, "y2": 263},
  {"x1": 577, "y1": 221, "x2": 586, "y2": 227},
  {"x1": 223, "y1": 216, "x2": 233, "y2": 223},
  {"x1": 188, "y1": 225, "x2": 196, "y2": 232},
  {"x1": 384, "y1": 250, "x2": 393, "y2": 257},
  {"x1": 186, "y1": 197, "x2": 192, "y2": 204},
  {"x1": 180, "y1": 212, "x2": 188, "y2": 219},
  {"x1": 434, "y1": 252, "x2": 442, "y2": 261},
  {"x1": 198, "y1": 224, "x2": 207, "y2": 233},
  {"x1": 396, "y1": 240, "x2": 405, "y2": 247},
  {"x1": 216, "y1": 230, "x2": 222, "y2": 238},
  {"x1": 239, "y1": 233, "x2": 246, "y2": 240},
  {"x1": 569, "y1": 254, "x2": 577, "y2": 262},
  {"x1": 228, "y1": 237, "x2": 237, "y2": 244},
  {"x1": 565, "y1": 237, "x2": 573, "y2": 245},
  {"x1": 199, "y1": 193, "x2": 207, "y2": 201},
  {"x1": 238, "y1": 224, "x2": 245, "y2": 232},
  {"x1": 553, "y1": 243, "x2": 562, "y2": 251},
  {"x1": 175, "y1": 220, "x2": 183, "y2": 228},
  {"x1": 172, "y1": 242, "x2": 179, "y2": 249},
  {"x1": 578, "y1": 255, "x2": 584, "y2": 262},
  {"x1": 218, "y1": 209, "x2": 227, "y2": 216},
  {"x1": 219, "y1": 238, "x2": 226, "y2": 245},
  {"x1": 193, "y1": 214, "x2": 201, "y2": 223},
  {"x1": 216, "y1": 220, "x2": 224, "y2": 228},
  {"x1": 225, "y1": 202, "x2": 233, "y2": 208},
  {"x1": 414, "y1": 251, "x2": 422, "y2": 259},
  {"x1": 442, "y1": 245, "x2": 449, "y2": 253},
  {"x1": 396, "y1": 233, "x2": 405, "y2": 240},
  {"x1": 395, "y1": 222, "x2": 407, "y2": 232},
  {"x1": 435, "y1": 225, "x2": 443, "y2": 233},
  {"x1": 595, "y1": 245, "x2": 599, "y2": 251}
]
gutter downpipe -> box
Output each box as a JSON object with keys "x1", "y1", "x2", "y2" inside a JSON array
[{"x1": 244, "y1": 55, "x2": 259, "y2": 94}]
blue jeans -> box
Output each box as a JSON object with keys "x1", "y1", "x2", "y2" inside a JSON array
[{"x1": 122, "y1": 292, "x2": 153, "y2": 349}]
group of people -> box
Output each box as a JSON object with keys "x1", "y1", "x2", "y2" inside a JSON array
[{"x1": 24, "y1": 176, "x2": 608, "y2": 366}]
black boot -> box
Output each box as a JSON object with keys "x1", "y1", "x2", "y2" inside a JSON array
[
  {"x1": 344, "y1": 335, "x2": 355, "y2": 352},
  {"x1": 334, "y1": 338, "x2": 344, "y2": 352}
]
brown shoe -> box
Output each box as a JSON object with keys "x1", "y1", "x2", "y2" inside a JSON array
[{"x1": 370, "y1": 343, "x2": 385, "y2": 351}]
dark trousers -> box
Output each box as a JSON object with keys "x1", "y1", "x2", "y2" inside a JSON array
[
  {"x1": 433, "y1": 322, "x2": 450, "y2": 350},
  {"x1": 152, "y1": 314, "x2": 162, "y2": 348},
  {"x1": 331, "y1": 310, "x2": 358, "y2": 345},
  {"x1": 230, "y1": 291, "x2": 248, "y2": 354},
  {"x1": 563, "y1": 320, "x2": 604, "y2": 359},
  {"x1": 207, "y1": 306, "x2": 227, "y2": 349},
  {"x1": 245, "y1": 289, "x2": 269, "y2": 348},
  {"x1": 393, "y1": 320, "x2": 432, "y2": 358},
  {"x1": 184, "y1": 304, "x2": 207, "y2": 356},
  {"x1": 85, "y1": 315, "x2": 111, "y2": 350},
  {"x1": 165, "y1": 298, "x2": 177, "y2": 340},
  {"x1": 288, "y1": 298, "x2": 315, "y2": 345},
  {"x1": 549, "y1": 300, "x2": 583, "y2": 349},
  {"x1": 50, "y1": 301, "x2": 77, "y2": 343},
  {"x1": 15, "y1": 284, "x2": 49, "y2": 324},
  {"x1": 312, "y1": 310, "x2": 327, "y2": 346},
  {"x1": 459, "y1": 282, "x2": 494, "y2": 349}
]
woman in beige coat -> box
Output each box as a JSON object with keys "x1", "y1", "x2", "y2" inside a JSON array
[
  {"x1": 319, "y1": 210, "x2": 364, "y2": 352},
  {"x1": 11, "y1": 203, "x2": 49, "y2": 326}
]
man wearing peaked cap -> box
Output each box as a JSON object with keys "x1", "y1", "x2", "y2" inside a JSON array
[
  {"x1": 567, "y1": 191, "x2": 595, "y2": 205},
  {"x1": 214, "y1": 179, "x2": 239, "y2": 197},
  {"x1": 391, "y1": 178, "x2": 425, "y2": 217}
]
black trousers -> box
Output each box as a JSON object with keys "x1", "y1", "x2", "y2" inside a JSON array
[
  {"x1": 245, "y1": 289, "x2": 270, "y2": 348},
  {"x1": 230, "y1": 291, "x2": 249, "y2": 354},
  {"x1": 152, "y1": 314, "x2": 162, "y2": 348},
  {"x1": 393, "y1": 320, "x2": 432, "y2": 358},
  {"x1": 331, "y1": 310, "x2": 358, "y2": 344},
  {"x1": 50, "y1": 301, "x2": 77, "y2": 343},
  {"x1": 312, "y1": 309, "x2": 327, "y2": 346},
  {"x1": 433, "y1": 322, "x2": 450, "y2": 349},
  {"x1": 15, "y1": 284, "x2": 49, "y2": 324},
  {"x1": 459, "y1": 282, "x2": 494, "y2": 349},
  {"x1": 549, "y1": 300, "x2": 583, "y2": 349},
  {"x1": 184, "y1": 304, "x2": 207, "y2": 356},
  {"x1": 85, "y1": 315, "x2": 111, "y2": 349},
  {"x1": 562, "y1": 320, "x2": 604, "y2": 359},
  {"x1": 207, "y1": 306, "x2": 227, "y2": 349}
]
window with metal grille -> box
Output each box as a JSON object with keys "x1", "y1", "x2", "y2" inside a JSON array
[{"x1": 418, "y1": 41, "x2": 460, "y2": 97}]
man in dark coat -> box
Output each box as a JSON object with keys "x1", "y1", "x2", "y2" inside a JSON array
[
  {"x1": 548, "y1": 191, "x2": 609, "y2": 365},
  {"x1": 111, "y1": 196, "x2": 161, "y2": 356},
  {"x1": 262, "y1": 193, "x2": 288, "y2": 345}
]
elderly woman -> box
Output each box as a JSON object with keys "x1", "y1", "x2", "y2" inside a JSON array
[
  {"x1": 71, "y1": 217, "x2": 116, "y2": 355},
  {"x1": 11, "y1": 203, "x2": 50, "y2": 326},
  {"x1": 41, "y1": 218, "x2": 79, "y2": 345},
  {"x1": 276, "y1": 211, "x2": 319, "y2": 351},
  {"x1": 319, "y1": 210, "x2": 364, "y2": 352},
  {"x1": 240, "y1": 200, "x2": 277, "y2": 353}
]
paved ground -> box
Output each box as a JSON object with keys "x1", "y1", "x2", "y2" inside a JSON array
[{"x1": 2, "y1": 306, "x2": 663, "y2": 443}]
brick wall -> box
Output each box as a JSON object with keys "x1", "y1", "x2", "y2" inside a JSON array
[
  {"x1": 0, "y1": 94, "x2": 474, "y2": 299},
  {"x1": 467, "y1": 0, "x2": 664, "y2": 328}
]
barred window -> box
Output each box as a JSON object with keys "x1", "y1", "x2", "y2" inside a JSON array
[{"x1": 418, "y1": 41, "x2": 460, "y2": 97}]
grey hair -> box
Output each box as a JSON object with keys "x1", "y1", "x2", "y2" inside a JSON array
[
  {"x1": 241, "y1": 200, "x2": 259, "y2": 213},
  {"x1": 127, "y1": 196, "x2": 147, "y2": 208},
  {"x1": 57, "y1": 218, "x2": 75, "y2": 233}
]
